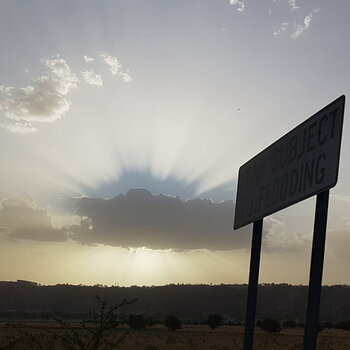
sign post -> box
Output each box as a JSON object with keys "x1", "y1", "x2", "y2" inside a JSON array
[
  {"x1": 303, "y1": 189, "x2": 329, "y2": 350},
  {"x1": 234, "y1": 96, "x2": 345, "y2": 350},
  {"x1": 243, "y1": 219, "x2": 263, "y2": 350}
]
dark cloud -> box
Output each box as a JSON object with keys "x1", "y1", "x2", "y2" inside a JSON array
[
  {"x1": 69, "y1": 188, "x2": 251, "y2": 250},
  {"x1": 0, "y1": 193, "x2": 68, "y2": 242}
]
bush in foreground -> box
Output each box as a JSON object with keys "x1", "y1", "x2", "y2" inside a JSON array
[
  {"x1": 336, "y1": 320, "x2": 350, "y2": 331},
  {"x1": 206, "y1": 314, "x2": 223, "y2": 330},
  {"x1": 260, "y1": 318, "x2": 281, "y2": 333},
  {"x1": 127, "y1": 314, "x2": 146, "y2": 329},
  {"x1": 0, "y1": 295, "x2": 136, "y2": 350},
  {"x1": 282, "y1": 320, "x2": 298, "y2": 328},
  {"x1": 165, "y1": 315, "x2": 182, "y2": 331}
]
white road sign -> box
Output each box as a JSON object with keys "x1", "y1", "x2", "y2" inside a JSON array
[{"x1": 234, "y1": 95, "x2": 345, "y2": 229}]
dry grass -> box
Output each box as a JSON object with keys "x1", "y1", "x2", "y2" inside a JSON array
[{"x1": 1, "y1": 323, "x2": 350, "y2": 350}]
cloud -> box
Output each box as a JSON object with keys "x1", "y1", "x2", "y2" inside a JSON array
[
  {"x1": 69, "y1": 188, "x2": 251, "y2": 250},
  {"x1": 83, "y1": 55, "x2": 94, "y2": 63},
  {"x1": 229, "y1": 0, "x2": 245, "y2": 12},
  {"x1": 99, "y1": 52, "x2": 132, "y2": 82},
  {"x1": 287, "y1": 0, "x2": 299, "y2": 11},
  {"x1": 273, "y1": 22, "x2": 289, "y2": 36},
  {"x1": 119, "y1": 71, "x2": 132, "y2": 82},
  {"x1": 263, "y1": 216, "x2": 311, "y2": 253},
  {"x1": 0, "y1": 51, "x2": 132, "y2": 133},
  {"x1": 291, "y1": 8, "x2": 320, "y2": 39},
  {"x1": 100, "y1": 53, "x2": 121, "y2": 75},
  {"x1": 0, "y1": 121, "x2": 37, "y2": 134},
  {"x1": 0, "y1": 55, "x2": 78, "y2": 133},
  {"x1": 82, "y1": 69, "x2": 103, "y2": 86},
  {"x1": 0, "y1": 193, "x2": 68, "y2": 242}
]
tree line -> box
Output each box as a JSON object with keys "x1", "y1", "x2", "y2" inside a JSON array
[{"x1": 1, "y1": 282, "x2": 350, "y2": 323}]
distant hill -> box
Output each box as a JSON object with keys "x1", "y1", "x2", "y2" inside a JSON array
[{"x1": 1, "y1": 282, "x2": 350, "y2": 322}]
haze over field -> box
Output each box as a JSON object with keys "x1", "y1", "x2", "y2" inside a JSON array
[{"x1": 0, "y1": 0, "x2": 350, "y2": 286}]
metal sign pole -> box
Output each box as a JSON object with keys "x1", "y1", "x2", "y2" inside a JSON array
[
  {"x1": 243, "y1": 218, "x2": 263, "y2": 350},
  {"x1": 303, "y1": 189, "x2": 330, "y2": 350}
]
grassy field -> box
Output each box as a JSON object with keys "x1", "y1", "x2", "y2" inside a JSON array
[{"x1": 1, "y1": 324, "x2": 350, "y2": 350}]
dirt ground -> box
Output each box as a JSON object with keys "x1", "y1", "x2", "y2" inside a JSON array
[{"x1": 0, "y1": 324, "x2": 349, "y2": 350}]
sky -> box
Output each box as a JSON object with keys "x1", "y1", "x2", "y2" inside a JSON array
[{"x1": 0, "y1": 0, "x2": 350, "y2": 286}]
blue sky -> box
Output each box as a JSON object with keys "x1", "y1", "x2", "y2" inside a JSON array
[{"x1": 0, "y1": 0, "x2": 349, "y2": 286}]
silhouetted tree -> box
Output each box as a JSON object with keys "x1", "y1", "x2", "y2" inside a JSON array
[
  {"x1": 319, "y1": 321, "x2": 334, "y2": 330},
  {"x1": 282, "y1": 320, "x2": 298, "y2": 328},
  {"x1": 145, "y1": 316, "x2": 156, "y2": 327},
  {"x1": 260, "y1": 318, "x2": 281, "y2": 333},
  {"x1": 127, "y1": 314, "x2": 146, "y2": 329},
  {"x1": 206, "y1": 314, "x2": 223, "y2": 330},
  {"x1": 165, "y1": 315, "x2": 182, "y2": 331},
  {"x1": 256, "y1": 320, "x2": 263, "y2": 327},
  {"x1": 336, "y1": 320, "x2": 350, "y2": 331}
]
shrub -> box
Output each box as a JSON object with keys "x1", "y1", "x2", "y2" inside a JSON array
[
  {"x1": 206, "y1": 314, "x2": 223, "y2": 330},
  {"x1": 336, "y1": 320, "x2": 350, "y2": 331},
  {"x1": 127, "y1": 314, "x2": 146, "y2": 329},
  {"x1": 145, "y1": 316, "x2": 156, "y2": 327},
  {"x1": 319, "y1": 321, "x2": 334, "y2": 330},
  {"x1": 282, "y1": 320, "x2": 298, "y2": 328},
  {"x1": 0, "y1": 295, "x2": 136, "y2": 350},
  {"x1": 260, "y1": 318, "x2": 281, "y2": 333},
  {"x1": 165, "y1": 315, "x2": 182, "y2": 331}
]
